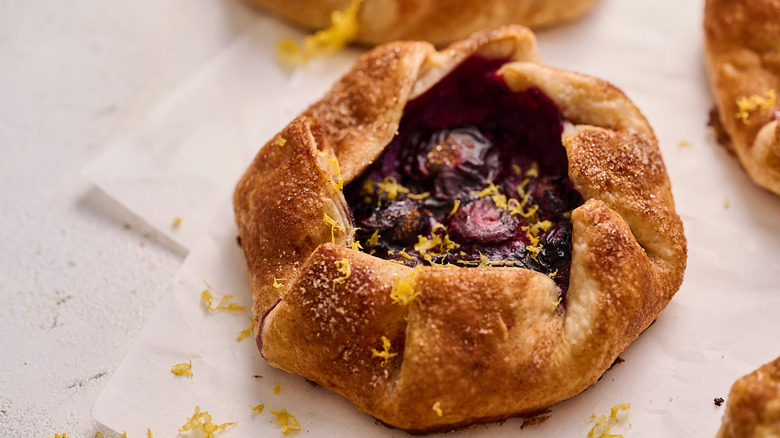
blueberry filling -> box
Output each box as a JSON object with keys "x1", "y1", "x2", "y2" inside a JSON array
[{"x1": 344, "y1": 56, "x2": 583, "y2": 293}]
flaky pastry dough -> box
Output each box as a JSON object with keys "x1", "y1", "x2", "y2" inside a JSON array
[
  {"x1": 234, "y1": 26, "x2": 686, "y2": 433},
  {"x1": 704, "y1": 0, "x2": 780, "y2": 196}
]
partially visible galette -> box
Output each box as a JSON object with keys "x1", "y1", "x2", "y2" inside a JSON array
[
  {"x1": 234, "y1": 26, "x2": 687, "y2": 433},
  {"x1": 704, "y1": 0, "x2": 780, "y2": 196},
  {"x1": 245, "y1": 0, "x2": 600, "y2": 46},
  {"x1": 717, "y1": 356, "x2": 780, "y2": 438}
]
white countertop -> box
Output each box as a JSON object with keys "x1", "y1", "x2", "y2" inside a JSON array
[{"x1": 0, "y1": 1, "x2": 253, "y2": 435}]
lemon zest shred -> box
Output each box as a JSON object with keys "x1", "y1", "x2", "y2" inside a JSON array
[
  {"x1": 526, "y1": 161, "x2": 539, "y2": 178},
  {"x1": 55, "y1": 434, "x2": 70, "y2": 438},
  {"x1": 548, "y1": 269, "x2": 558, "y2": 278},
  {"x1": 365, "y1": 230, "x2": 380, "y2": 248},
  {"x1": 120, "y1": 433, "x2": 127, "y2": 438},
  {"x1": 325, "y1": 156, "x2": 344, "y2": 191},
  {"x1": 512, "y1": 164, "x2": 523, "y2": 175},
  {"x1": 413, "y1": 224, "x2": 459, "y2": 256},
  {"x1": 332, "y1": 258, "x2": 351, "y2": 288},
  {"x1": 171, "y1": 359, "x2": 193, "y2": 377},
  {"x1": 390, "y1": 265, "x2": 421, "y2": 305},
  {"x1": 275, "y1": 0, "x2": 363, "y2": 64},
  {"x1": 517, "y1": 178, "x2": 530, "y2": 197},
  {"x1": 407, "y1": 192, "x2": 431, "y2": 200},
  {"x1": 553, "y1": 296, "x2": 563, "y2": 308},
  {"x1": 95, "y1": 433, "x2": 104, "y2": 438},
  {"x1": 147, "y1": 429, "x2": 153, "y2": 438},
  {"x1": 735, "y1": 89, "x2": 776, "y2": 124},
  {"x1": 172, "y1": 216, "x2": 182, "y2": 229},
  {"x1": 273, "y1": 382, "x2": 281, "y2": 394},
  {"x1": 270, "y1": 405, "x2": 301, "y2": 434},
  {"x1": 237, "y1": 317, "x2": 254, "y2": 342},
  {"x1": 371, "y1": 336, "x2": 398, "y2": 366},
  {"x1": 587, "y1": 403, "x2": 631, "y2": 438},
  {"x1": 448, "y1": 199, "x2": 461, "y2": 218},
  {"x1": 272, "y1": 277, "x2": 286, "y2": 289},
  {"x1": 322, "y1": 213, "x2": 345, "y2": 244},
  {"x1": 396, "y1": 249, "x2": 414, "y2": 260},
  {"x1": 251, "y1": 404, "x2": 265, "y2": 413},
  {"x1": 376, "y1": 176, "x2": 410, "y2": 204},
  {"x1": 432, "y1": 401, "x2": 443, "y2": 417},
  {"x1": 274, "y1": 136, "x2": 287, "y2": 147},
  {"x1": 471, "y1": 182, "x2": 508, "y2": 210},
  {"x1": 201, "y1": 282, "x2": 245, "y2": 312},
  {"x1": 348, "y1": 227, "x2": 362, "y2": 251},
  {"x1": 179, "y1": 406, "x2": 237, "y2": 438}
]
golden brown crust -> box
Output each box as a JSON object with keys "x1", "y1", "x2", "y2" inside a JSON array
[
  {"x1": 717, "y1": 356, "x2": 780, "y2": 438},
  {"x1": 245, "y1": 0, "x2": 600, "y2": 46},
  {"x1": 704, "y1": 0, "x2": 780, "y2": 196},
  {"x1": 234, "y1": 26, "x2": 687, "y2": 432}
]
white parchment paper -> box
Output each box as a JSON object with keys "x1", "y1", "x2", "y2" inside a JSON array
[{"x1": 91, "y1": 0, "x2": 780, "y2": 436}]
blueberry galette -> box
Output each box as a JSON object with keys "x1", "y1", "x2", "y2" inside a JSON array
[{"x1": 233, "y1": 26, "x2": 687, "y2": 433}]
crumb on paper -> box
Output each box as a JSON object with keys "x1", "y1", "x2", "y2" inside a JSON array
[
  {"x1": 714, "y1": 397, "x2": 725, "y2": 406},
  {"x1": 171, "y1": 359, "x2": 193, "y2": 377},
  {"x1": 724, "y1": 196, "x2": 730, "y2": 209},
  {"x1": 521, "y1": 410, "x2": 551, "y2": 429},
  {"x1": 270, "y1": 405, "x2": 301, "y2": 434},
  {"x1": 201, "y1": 281, "x2": 245, "y2": 313},
  {"x1": 179, "y1": 406, "x2": 236, "y2": 438},
  {"x1": 588, "y1": 403, "x2": 630, "y2": 438},
  {"x1": 276, "y1": 0, "x2": 363, "y2": 64}
]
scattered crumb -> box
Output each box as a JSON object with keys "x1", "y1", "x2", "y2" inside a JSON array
[
  {"x1": 724, "y1": 196, "x2": 730, "y2": 209},
  {"x1": 253, "y1": 375, "x2": 263, "y2": 379},
  {"x1": 677, "y1": 140, "x2": 692, "y2": 148},
  {"x1": 521, "y1": 410, "x2": 551, "y2": 429},
  {"x1": 714, "y1": 397, "x2": 725, "y2": 406}
]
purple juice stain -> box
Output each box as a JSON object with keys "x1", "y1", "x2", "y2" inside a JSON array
[{"x1": 344, "y1": 56, "x2": 583, "y2": 294}]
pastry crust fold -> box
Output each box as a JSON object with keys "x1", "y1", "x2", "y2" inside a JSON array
[
  {"x1": 234, "y1": 26, "x2": 686, "y2": 432},
  {"x1": 704, "y1": 0, "x2": 780, "y2": 195},
  {"x1": 245, "y1": 0, "x2": 600, "y2": 47}
]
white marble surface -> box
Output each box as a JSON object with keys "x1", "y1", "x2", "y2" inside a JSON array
[{"x1": 0, "y1": 1, "x2": 254, "y2": 436}]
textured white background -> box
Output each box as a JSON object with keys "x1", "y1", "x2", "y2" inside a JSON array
[{"x1": 0, "y1": 1, "x2": 253, "y2": 436}]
